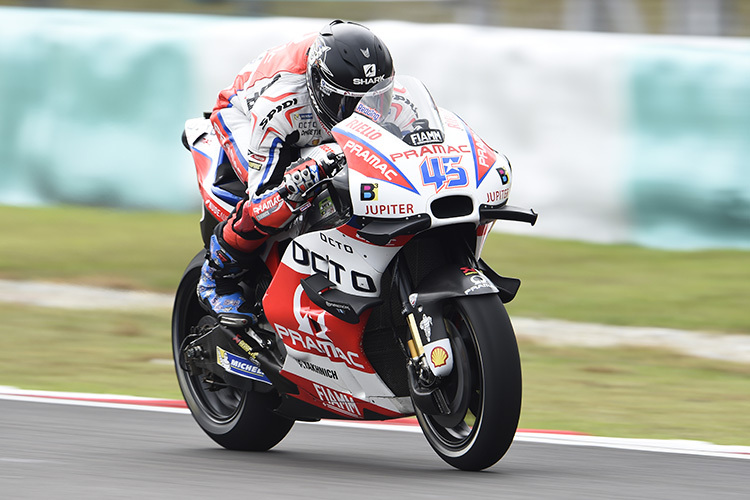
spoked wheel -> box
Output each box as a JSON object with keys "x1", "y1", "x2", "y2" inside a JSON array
[
  {"x1": 415, "y1": 294, "x2": 522, "y2": 471},
  {"x1": 171, "y1": 251, "x2": 294, "y2": 451}
]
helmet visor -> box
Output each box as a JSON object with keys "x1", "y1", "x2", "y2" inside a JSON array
[
  {"x1": 318, "y1": 76, "x2": 394, "y2": 125},
  {"x1": 354, "y1": 78, "x2": 394, "y2": 124}
]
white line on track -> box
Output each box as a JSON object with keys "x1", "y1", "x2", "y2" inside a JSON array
[{"x1": 1, "y1": 387, "x2": 748, "y2": 460}]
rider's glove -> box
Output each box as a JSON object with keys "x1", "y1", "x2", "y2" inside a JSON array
[{"x1": 282, "y1": 157, "x2": 325, "y2": 203}]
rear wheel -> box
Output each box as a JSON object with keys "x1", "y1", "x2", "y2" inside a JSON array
[
  {"x1": 416, "y1": 294, "x2": 521, "y2": 471},
  {"x1": 171, "y1": 251, "x2": 294, "y2": 451}
]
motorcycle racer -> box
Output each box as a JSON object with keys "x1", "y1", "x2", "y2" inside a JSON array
[{"x1": 197, "y1": 20, "x2": 395, "y2": 327}]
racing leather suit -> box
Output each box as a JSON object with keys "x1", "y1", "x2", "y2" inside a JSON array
[{"x1": 210, "y1": 33, "x2": 333, "y2": 254}]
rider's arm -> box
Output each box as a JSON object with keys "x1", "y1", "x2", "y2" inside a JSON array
[
  {"x1": 218, "y1": 154, "x2": 324, "y2": 254},
  {"x1": 210, "y1": 106, "x2": 255, "y2": 184},
  {"x1": 211, "y1": 107, "x2": 323, "y2": 254}
]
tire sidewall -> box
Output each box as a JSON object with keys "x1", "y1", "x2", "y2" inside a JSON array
[
  {"x1": 171, "y1": 252, "x2": 294, "y2": 451},
  {"x1": 417, "y1": 294, "x2": 522, "y2": 470}
]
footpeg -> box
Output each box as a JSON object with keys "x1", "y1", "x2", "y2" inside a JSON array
[{"x1": 219, "y1": 313, "x2": 256, "y2": 329}]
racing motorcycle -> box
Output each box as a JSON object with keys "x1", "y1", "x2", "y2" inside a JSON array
[{"x1": 173, "y1": 76, "x2": 537, "y2": 471}]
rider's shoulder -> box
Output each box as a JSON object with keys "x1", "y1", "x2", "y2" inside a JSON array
[
  {"x1": 247, "y1": 83, "x2": 315, "y2": 147},
  {"x1": 247, "y1": 76, "x2": 310, "y2": 121},
  {"x1": 243, "y1": 33, "x2": 315, "y2": 85}
]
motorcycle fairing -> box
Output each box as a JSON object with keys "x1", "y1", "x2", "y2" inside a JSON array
[
  {"x1": 333, "y1": 108, "x2": 513, "y2": 229},
  {"x1": 184, "y1": 117, "x2": 236, "y2": 222},
  {"x1": 300, "y1": 272, "x2": 383, "y2": 324},
  {"x1": 463, "y1": 122, "x2": 498, "y2": 188},
  {"x1": 336, "y1": 219, "x2": 416, "y2": 248},
  {"x1": 332, "y1": 126, "x2": 420, "y2": 194},
  {"x1": 277, "y1": 370, "x2": 407, "y2": 420},
  {"x1": 270, "y1": 291, "x2": 414, "y2": 419},
  {"x1": 263, "y1": 219, "x2": 416, "y2": 418}
]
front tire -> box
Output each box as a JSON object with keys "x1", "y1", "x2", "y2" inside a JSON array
[
  {"x1": 171, "y1": 251, "x2": 294, "y2": 451},
  {"x1": 416, "y1": 294, "x2": 522, "y2": 471}
]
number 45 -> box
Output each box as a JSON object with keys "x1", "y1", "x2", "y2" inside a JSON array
[{"x1": 419, "y1": 156, "x2": 468, "y2": 192}]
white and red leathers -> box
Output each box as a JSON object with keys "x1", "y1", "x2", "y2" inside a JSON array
[{"x1": 210, "y1": 33, "x2": 332, "y2": 254}]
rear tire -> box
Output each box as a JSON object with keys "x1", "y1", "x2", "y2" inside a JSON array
[
  {"x1": 416, "y1": 294, "x2": 521, "y2": 471},
  {"x1": 172, "y1": 251, "x2": 294, "y2": 451}
]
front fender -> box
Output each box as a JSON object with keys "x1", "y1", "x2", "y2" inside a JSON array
[
  {"x1": 404, "y1": 263, "x2": 519, "y2": 413},
  {"x1": 413, "y1": 261, "x2": 520, "y2": 305},
  {"x1": 407, "y1": 262, "x2": 520, "y2": 370}
]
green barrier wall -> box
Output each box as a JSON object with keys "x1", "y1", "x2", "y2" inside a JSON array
[
  {"x1": 628, "y1": 43, "x2": 750, "y2": 249},
  {"x1": 2, "y1": 8, "x2": 750, "y2": 249},
  {"x1": 0, "y1": 8, "x2": 200, "y2": 211}
]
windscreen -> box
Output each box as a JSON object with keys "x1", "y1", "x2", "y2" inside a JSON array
[{"x1": 355, "y1": 75, "x2": 445, "y2": 147}]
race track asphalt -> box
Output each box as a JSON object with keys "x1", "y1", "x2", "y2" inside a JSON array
[{"x1": 1, "y1": 397, "x2": 747, "y2": 499}]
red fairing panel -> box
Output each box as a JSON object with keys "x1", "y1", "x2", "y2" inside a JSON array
[
  {"x1": 332, "y1": 127, "x2": 419, "y2": 194},
  {"x1": 192, "y1": 147, "x2": 232, "y2": 222},
  {"x1": 263, "y1": 263, "x2": 409, "y2": 419},
  {"x1": 263, "y1": 264, "x2": 375, "y2": 374},
  {"x1": 280, "y1": 371, "x2": 403, "y2": 420},
  {"x1": 466, "y1": 126, "x2": 498, "y2": 188}
]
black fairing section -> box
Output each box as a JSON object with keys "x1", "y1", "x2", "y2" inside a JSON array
[
  {"x1": 479, "y1": 204, "x2": 538, "y2": 226},
  {"x1": 478, "y1": 258, "x2": 521, "y2": 303},
  {"x1": 301, "y1": 272, "x2": 383, "y2": 324},
  {"x1": 414, "y1": 265, "x2": 499, "y2": 303},
  {"x1": 409, "y1": 264, "x2": 510, "y2": 345},
  {"x1": 200, "y1": 207, "x2": 220, "y2": 249},
  {"x1": 381, "y1": 224, "x2": 522, "y2": 349},
  {"x1": 357, "y1": 214, "x2": 432, "y2": 246}
]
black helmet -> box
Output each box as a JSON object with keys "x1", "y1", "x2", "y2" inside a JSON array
[{"x1": 306, "y1": 20, "x2": 394, "y2": 131}]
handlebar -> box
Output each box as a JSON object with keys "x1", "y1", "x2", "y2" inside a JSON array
[{"x1": 322, "y1": 152, "x2": 346, "y2": 177}]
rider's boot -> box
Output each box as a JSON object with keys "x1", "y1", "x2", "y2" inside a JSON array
[{"x1": 197, "y1": 227, "x2": 257, "y2": 329}]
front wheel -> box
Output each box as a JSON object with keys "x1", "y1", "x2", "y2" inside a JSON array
[
  {"x1": 171, "y1": 251, "x2": 294, "y2": 451},
  {"x1": 416, "y1": 294, "x2": 522, "y2": 471}
]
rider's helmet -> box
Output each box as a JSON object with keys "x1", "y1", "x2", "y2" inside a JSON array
[{"x1": 306, "y1": 20, "x2": 394, "y2": 131}]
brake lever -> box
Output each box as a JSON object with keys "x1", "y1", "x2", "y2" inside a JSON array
[{"x1": 324, "y1": 152, "x2": 346, "y2": 177}]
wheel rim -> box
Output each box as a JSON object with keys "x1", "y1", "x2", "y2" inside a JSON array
[
  {"x1": 419, "y1": 304, "x2": 483, "y2": 452},
  {"x1": 183, "y1": 320, "x2": 246, "y2": 424},
  {"x1": 173, "y1": 271, "x2": 246, "y2": 425},
  {"x1": 188, "y1": 374, "x2": 244, "y2": 424}
]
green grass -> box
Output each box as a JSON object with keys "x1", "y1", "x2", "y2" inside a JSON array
[
  {"x1": 1, "y1": 204, "x2": 748, "y2": 333},
  {"x1": 519, "y1": 341, "x2": 750, "y2": 445},
  {"x1": 0, "y1": 205, "x2": 202, "y2": 291},
  {"x1": 1, "y1": 204, "x2": 749, "y2": 445},
  {"x1": 490, "y1": 236, "x2": 750, "y2": 334},
  {"x1": 0, "y1": 303, "x2": 180, "y2": 399},
  {"x1": 0, "y1": 301, "x2": 747, "y2": 445}
]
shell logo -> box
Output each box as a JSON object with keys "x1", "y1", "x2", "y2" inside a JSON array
[{"x1": 430, "y1": 346, "x2": 449, "y2": 368}]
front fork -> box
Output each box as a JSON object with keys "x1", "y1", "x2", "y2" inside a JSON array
[{"x1": 394, "y1": 257, "x2": 455, "y2": 415}]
